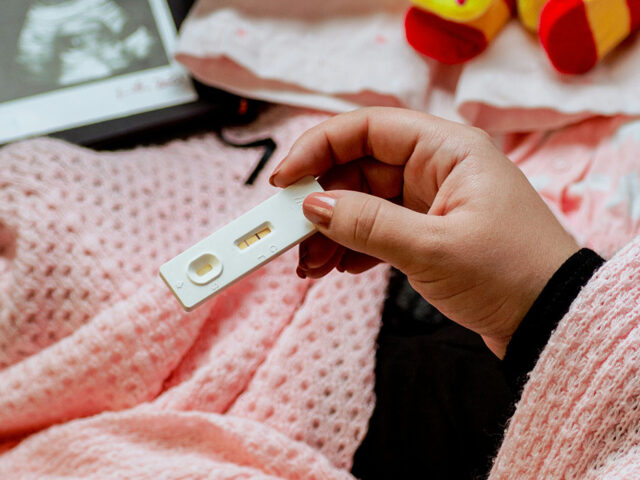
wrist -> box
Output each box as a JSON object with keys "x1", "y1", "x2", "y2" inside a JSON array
[
  {"x1": 483, "y1": 240, "x2": 581, "y2": 359},
  {"x1": 502, "y1": 248, "x2": 606, "y2": 389}
]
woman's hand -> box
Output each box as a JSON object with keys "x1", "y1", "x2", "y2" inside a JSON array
[{"x1": 270, "y1": 108, "x2": 578, "y2": 358}]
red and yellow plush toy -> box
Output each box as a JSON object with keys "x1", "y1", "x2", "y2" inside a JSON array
[{"x1": 405, "y1": 0, "x2": 640, "y2": 74}]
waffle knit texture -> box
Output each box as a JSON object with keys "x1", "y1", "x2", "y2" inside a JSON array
[
  {"x1": 490, "y1": 234, "x2": 640, "y2": 479},
  {"x1": 0, "y1": 106, "x2": 390, "y2": 478},
  {"x1": 1, "y1": 104, "x2": 639, "y2": 477}
]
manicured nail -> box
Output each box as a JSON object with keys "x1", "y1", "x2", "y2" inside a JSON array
[
  {"x1": 336, "y1": 262, "x2": 345, "y2": 273},
  {"x1": 303, "y1": 193, "x2": 336, "y2": 226},
  {"x1": 269, "y1": 158, "x2": 287, "y2": 186},
  {"x1": 296, "y1": 267, "x2": 307, "y2": 279}
]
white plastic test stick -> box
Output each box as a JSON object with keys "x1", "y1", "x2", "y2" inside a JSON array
[{"x1": 159, "y1": 176, "x2": 324, "y2": 311}]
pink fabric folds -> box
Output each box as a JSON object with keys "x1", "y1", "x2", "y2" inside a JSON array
[
  {"x1": 508, "y1": 116, "x2": 640, "y2": 258},
  {"x1": 0, "y1": 106, "x2": 389, "y2": 478},
  {"x1": 175, "y1": 0, "x2": 431, "y2": 113},
  {"x1": 176, "y1": 4, "x2": 640, "y2": 133}
]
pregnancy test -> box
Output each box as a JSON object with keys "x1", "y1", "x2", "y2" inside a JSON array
[{"x1": 159, "y1": 176, "x2": 323, "y2": 311}]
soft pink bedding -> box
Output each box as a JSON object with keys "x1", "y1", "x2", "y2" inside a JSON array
[
  {"x1": 0, "y1": 107, "x2": 388, "y2": 478},
  {"x1": 176, "y1": 2, "x2": 640, "y2": 133}
]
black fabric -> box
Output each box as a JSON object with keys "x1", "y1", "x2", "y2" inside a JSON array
[
  {"x1": 216, "y1": 130, "x2": 277, "y2": 185},
  {"x1": 352, "y1": 249, "x2": 604, "y2": 479},
  {"x1": 351, "y1": 270, "x2": 512, "y2": 479},
  {"x1": 501, "y1": 248, "x2": 605, "y2": 395}
]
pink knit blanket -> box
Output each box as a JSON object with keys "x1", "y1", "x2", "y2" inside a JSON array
[
  {"x1": 2, "y1": 106, "x2": 639, "y2": 477},
  {"x1": 0, "y1": 107, "x2": 389, "y2": 478}
]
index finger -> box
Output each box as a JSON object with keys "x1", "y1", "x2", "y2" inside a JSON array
[{"x1": 269, "y1": 107, "x2": 456, "y2": 188}]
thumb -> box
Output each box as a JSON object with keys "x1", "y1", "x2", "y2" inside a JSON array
[{"x1": 302, "y1": 191, "x2": 435, "y2": 272}]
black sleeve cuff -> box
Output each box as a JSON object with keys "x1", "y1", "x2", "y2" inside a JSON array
[{"x1": 502, "y1": 248, "x2": 605, "y2": 395}]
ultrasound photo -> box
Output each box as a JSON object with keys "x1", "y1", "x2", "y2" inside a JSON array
[
  {"x1": 0, "y1": 0, "x2": 196, "y2": 145},
  {"x1": 0, "y1": 0, "x2": 170, "y2": 103}
]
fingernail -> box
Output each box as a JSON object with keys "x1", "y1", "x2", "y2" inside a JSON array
[
  {"x1": 303, "y1": 193, "x2": 336, "y2": 227},
  {"x1": 296, "y1": 267, "x2": 307, "y2": 279},
  {"x1": 269, "y1": 158, "x2": 286, "y2": 186},
  {"x1": 336, "y1": 263, "x2": 345, "y2": 273}
]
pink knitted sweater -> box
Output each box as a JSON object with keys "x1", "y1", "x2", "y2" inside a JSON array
[
  {"x1": 0, "y1": 107, "x2": 388, "y2": 478},
  {"x1": 1, "y1": 107, "x2": 639, "y2": 478},
  {"x1": 490, "y1": 234, "x2": 640, "y2": 478}
]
